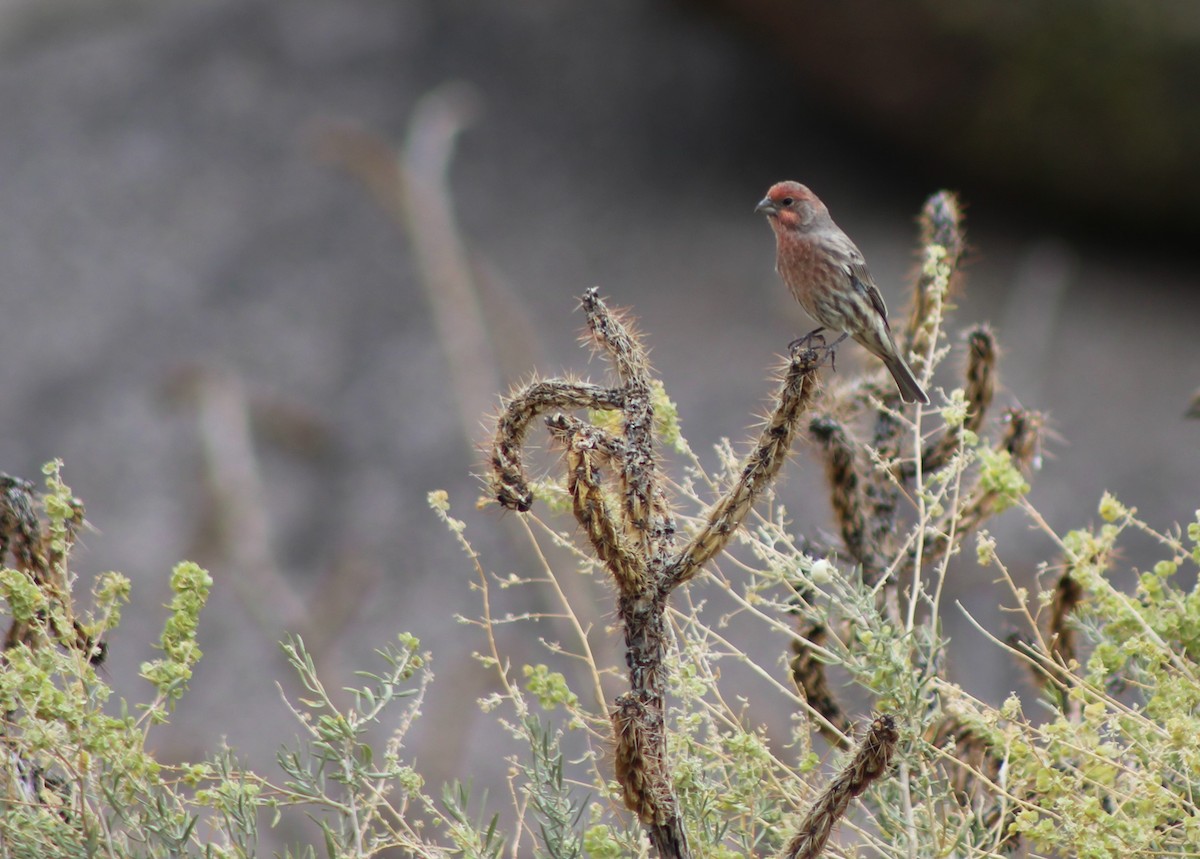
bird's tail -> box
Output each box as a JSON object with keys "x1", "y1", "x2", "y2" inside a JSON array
[{"x1": 883, "y1": 353, "x2": 930, "y2": 405}]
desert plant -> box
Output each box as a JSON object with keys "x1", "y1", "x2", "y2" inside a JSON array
[
  {"x1": 4, "y1": 192, "x2": 1199, "y2": 859},
  {"x1": 472, "y1": 192, "x2": 1055, "y2": 858},
  {"x1": 0, "y1": 464, "x2": 457, "y2": 858}
]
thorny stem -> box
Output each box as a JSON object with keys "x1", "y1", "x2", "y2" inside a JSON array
[
  {"x1": 485, "y1": 192, "x2": 1044, "y2": 859},
  {"x1": 782, "y1": 715, "x2": 899, "y2": 859},
  {"x1": 663, "y1": 348, "x2": 822, "y2": 590},
  {"x1": 491, "y1": 381, "x2": 626, "y2": 512},
  {"x1": 491, "y1": 290, "x2": 823, "y2": 859}
]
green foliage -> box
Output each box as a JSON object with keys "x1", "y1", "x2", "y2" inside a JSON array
[
  {"x1": 139, "y1": 562, "x2": 212, "y2": 712},
  {"x1": 0, "y1": 467, "x2": 460, "y2": 858},
  {"x1": 439, "y1": 374, "x2": 1200, "y2": 859},
  {"x1": 992, "y1": 502, "x2": 1200, "y2": 857},
  {"x1": 523, "y1": 665, "x2": 579, "y2": 711},
  {"x1": 5, "y1": 384, "x2": 1199, "y2": 858},
  {"x1": 976, "y1": 448, "x2": 1030, "y2": 513}
]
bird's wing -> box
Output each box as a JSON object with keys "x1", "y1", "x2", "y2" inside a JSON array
[{"x1": 845, "y1": 255, "x2": 889, "y2": 322}]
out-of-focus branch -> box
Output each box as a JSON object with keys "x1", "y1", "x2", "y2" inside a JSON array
[
  {"x1": 317, "y1": 83, "x2": 498, "y2": 455},
  {"x1": 165, "y1": 367, "x2": 308, "y2": 634},
  {"x1": 789, "y1": 613, "x2": 853, "y2": 749},
  {"x1": 164, "y1": 366, "x2": 372, "y2": 653},
  {"x1": 1186, "y1": 387, "x2": 1200, "y2": 418}
]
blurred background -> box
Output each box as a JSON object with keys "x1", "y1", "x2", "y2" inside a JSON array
[{"x1": 2, "y1": 0, "x2": 1199, "y2": 848}]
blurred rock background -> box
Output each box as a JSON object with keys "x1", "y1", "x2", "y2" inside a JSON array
[{"x1": 1, "y1": 0, "x2": 1198, "y2": 848}]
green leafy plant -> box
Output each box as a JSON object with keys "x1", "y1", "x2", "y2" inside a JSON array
[{"x1": 0, "y1": 468, "x2": 456, "y2": 857}]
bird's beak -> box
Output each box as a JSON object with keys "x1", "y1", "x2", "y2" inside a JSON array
[{"x1": 755, "y1": 196, "x2": 777, "y2": 215}]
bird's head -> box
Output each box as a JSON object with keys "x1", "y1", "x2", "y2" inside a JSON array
[{"x1": 755, "y1": 181, "x2": 828, "y2": 233}]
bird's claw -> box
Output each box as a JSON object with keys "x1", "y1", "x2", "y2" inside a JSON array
[
  {"x1": 789, "y1": 328, "x2": 847, "y2": 372},
  {"x1": 788, "y1": 327, "x2": 827, "y2": 353}
]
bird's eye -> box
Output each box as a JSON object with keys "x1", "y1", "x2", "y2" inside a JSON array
[{"x1": 781, "y1": 197, "x2": 795, "y2": 207}]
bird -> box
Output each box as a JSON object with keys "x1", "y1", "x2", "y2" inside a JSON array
[{"x1": 756, "y1": 181, "x2": 929, "y2": 405}]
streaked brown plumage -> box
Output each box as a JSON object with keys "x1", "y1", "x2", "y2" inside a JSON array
[{"x1": 757, "y1": 181, "x2": 929, "y2": 405}]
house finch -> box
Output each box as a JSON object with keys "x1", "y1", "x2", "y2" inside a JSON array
[{"x1": 757, "y1": 181, "x2": 929, "y2": 404}]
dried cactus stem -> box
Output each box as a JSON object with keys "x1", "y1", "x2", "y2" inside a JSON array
[
  {"x1": 963, "y1": 328, "x2": 997, "y2": 432},
  {"x1": 663, "y1": 347, "x2": 821, "y2": 589},
  {"x1": 612, "y1": 691, "x2": 675, "y2": 825},
  {"x1": 616, "y1": 590, "x2": 687, "y2": 857},
  {"x1": 998, "y1": 407, "x2": 1043, "y2": 471},
  {"x1": 1, "y1": 475, "x2": 103, "y2": 663},
  {"x1": 808, "y1": 415, "x2": 883, "y2": 583},
  {"x1": 783, "y1": 714, "x2": 900, "y2": 859},
  {"x1": 491, "y1": 381, "x2": 625, "y2": 511},
  {"x1": 581, "y1": 289, "x2": 659, "y2": 552},
  {"x1": 547, "y1": 415, "x2": 646, "y2": 593},
  {"x1": 0, "y1": 475, "x2": 46, "y2": 577},
  {"x1": 489, "y1": 293, "x2": 825, "y2": 859},
  {"x1": 580, "y1": 287, "x2": 651, "y2": 385},
  {"x1": 619, "y1": 379, "x2": 657, "y2": 547},
  {"x1": 919, "y1": 190, "x2": 966, "y2": 259},
  {"x1": 578, "y1": 291, "x2": 690, "y2": 857},
  {"x1": 905, "y1": 190, "x2": 965, "y2": 361}
]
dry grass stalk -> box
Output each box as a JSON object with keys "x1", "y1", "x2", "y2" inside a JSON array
[{"x1": 782, "y1": 714, "x2": 899, "y2": 859}]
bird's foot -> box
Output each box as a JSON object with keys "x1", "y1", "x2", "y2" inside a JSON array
[
  {"x1": 789, "y1": 329, "x2": 848, "y2": 371},
  {"x1": 788, "y1": 327, "x2": 826, "y2": 353}
]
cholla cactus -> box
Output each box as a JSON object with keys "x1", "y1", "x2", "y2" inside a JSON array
[
  {"x1": 486, "y1": 192, "x2": 1053, "y2": 859},
  {"x1": 491, "y1": 288, "x2": 826, "y2": 858}
]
